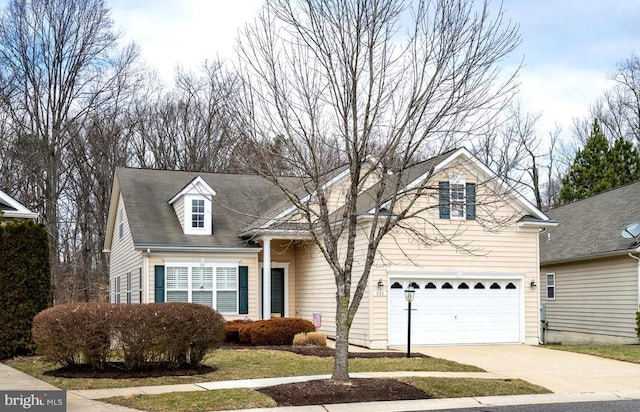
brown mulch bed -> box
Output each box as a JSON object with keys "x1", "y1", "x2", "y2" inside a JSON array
[
  {"x1": 258, "y1": 378, "x2": 431, "y2": 406},
  {"x1": 45, "y1": 362, "x2": 216, "y2": 378}
]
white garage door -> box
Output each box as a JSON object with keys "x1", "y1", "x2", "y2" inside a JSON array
[{"x1": 389, "y1": 278, "x2": 522, "y2": 345}]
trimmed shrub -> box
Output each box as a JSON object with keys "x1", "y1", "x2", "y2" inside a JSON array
[
  {"x1": 31, "y1": 303, "x2": 112, "y2": 369},
  {"x1": 238, "y1": 321, "x2": 263, "y2": 345},
  {"x1": 225, "y1": 319, "x2": 251, "y2": 343},
  {"x1": 251, "y1": 318, "x2": 315, "y2": 346},
  {"x1": 636, "y1": 311, "x2": 640, "y2": 339},
  {"x1": 0, "y1": 219, "x2": 51, "y2": 359},
  {"x1": 32, "y1": 302, "x2": 225, "y2": 370},
  {"x1": 293, "y1": 331, "x2": 327, "y2": 347}
]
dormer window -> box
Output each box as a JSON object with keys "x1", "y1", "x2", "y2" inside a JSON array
[
  {"x1": 168, "y1": 176, "x2": 216, "y2": 235},
  {"x1": 192, "y1": 199, "x2": 205, "y2": 228}
]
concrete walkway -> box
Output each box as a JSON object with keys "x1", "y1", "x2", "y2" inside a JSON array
[{"x1": 4, "y1": 344, "x2": 640, "y2": 411}]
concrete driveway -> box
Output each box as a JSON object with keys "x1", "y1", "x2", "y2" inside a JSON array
[{"x1": 417, "y1": 345, "x2": 640, "y2": 394}]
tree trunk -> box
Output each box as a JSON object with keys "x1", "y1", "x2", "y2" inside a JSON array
[{"x1": 332, "y1": 300, "x2": 351, "y2": 381}]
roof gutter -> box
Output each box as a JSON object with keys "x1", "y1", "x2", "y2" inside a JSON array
[
  {"x1": 133, "y1": 243, "x2": 262, "y2": 253},
  {"x1": 542, "y1": 247, "x2": 640, "y2": 266}
]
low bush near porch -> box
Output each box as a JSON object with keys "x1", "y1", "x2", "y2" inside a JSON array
[
  {"x1": 224, "y1": 318, "x2": 315, "y2": 345},
  {"x1": 32, "y1": 302, "x2": 225, "y2": 370}
]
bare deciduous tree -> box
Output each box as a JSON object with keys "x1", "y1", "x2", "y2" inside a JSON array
[
  {"x1": 234, "y1": 0, "x2": 520, "y2": 381},
  {"x1": 0, "y1": 0, "x2": 134, "y2": 301}
]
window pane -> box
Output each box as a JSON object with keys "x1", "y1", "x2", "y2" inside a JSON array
[
  {"x1": 216, "y1": 290, "x2": 237, "y2": 312},
  {"x1": 192, "y1": 199, "x2": 204, "y2": 213},
  {"x1": 216, "y1": 267, "x2": 238, "y2": 289},
  {"x1": 450, "y1": 184, "x2": 465, "y2": 217},
  {"x1": 167, "y1": 291, "x2": 188, "y2": 302},
  {"x1": 192, "y1": 267, "x2": 213, "y2": 289},
  {"x1": 547, "y1": 287, "x2": 555, "y2": 299},
  {"x1": 167, "y1": 267, "x2": 188, "y2": 289},
  {"x1": 193, "y1": 291, "x2": 213, "y2": 307},
  {"x1": 547, "y1": 274, "x2": 555, "y2": 286}
]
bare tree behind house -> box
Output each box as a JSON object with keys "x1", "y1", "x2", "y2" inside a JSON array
[{"x1": 234, "y1": 0, "x2": 520, "y2": 381}]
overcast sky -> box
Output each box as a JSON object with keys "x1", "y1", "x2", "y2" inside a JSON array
[{"x1": 109, "y1": 0, "x2": 640, "y2": 140}]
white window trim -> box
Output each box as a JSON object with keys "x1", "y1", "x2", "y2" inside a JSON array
[
  {"x1": 126, "y1": 272, "x2": 132, "y2": 304},
  {"x1": 546, "y1": 273, "x2": 556, "y2": 300},
  {"x1": 183, "y1": 194, "x2": 212, "y2": 235},
  {"x1": 115, "y1": 276, "x2": 121, "y2": 304},
  {"x1": 449, "y1": 174, "x2": 466, "y2": 220},
  {"x1": 164, "y1": 260, "x2": 240, "y2": 313}
]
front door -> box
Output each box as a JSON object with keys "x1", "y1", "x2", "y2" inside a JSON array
[{"x1": 262, "y1": 268, "x2": 285, "y2": 318}]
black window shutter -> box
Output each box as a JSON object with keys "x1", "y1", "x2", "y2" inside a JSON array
[
  {"x1": 438, "y1": 181, "x2": 450, "y2": 219},
  {"x1": 466, "y1": 183, "x2": 476, "y2": 220},
  {"x1": 239, "y1": 266, "x2": 249, "y2": 314},
  {"x1": 154, "y1": 265, "x2": 165, "y2": 303}
]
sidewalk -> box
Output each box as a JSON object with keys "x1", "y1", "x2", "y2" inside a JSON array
[{"x1": 4, "y1": 344, "x2": 640, "y2": 411}]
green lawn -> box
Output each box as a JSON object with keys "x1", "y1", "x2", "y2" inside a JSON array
[
  {"x1": 103, "y1": 378, "x2": 550, "y2": 412},
  {"x1": 546, "y1": 344, "x2": 640, "y2": 364},
  {"x1": 5, "y1": 349, "x2": 482, "y2": 390}
]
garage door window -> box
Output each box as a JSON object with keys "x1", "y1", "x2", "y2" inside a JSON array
[
  {"x1": 425, "y1": 282, "x2": 436, "y2": 289},
  {"x1": 506, "y1": 282, "x2": 516, "y2": 289},
  {"x1": 458, "y1": 282, "x2": 469, "y2": 289},
  {"x1": 474, "y1": 282, "x2": 485, "y2": 289},
  {"x1": 442, "y1": 282, "x2": 453, "y2": 289},
  {"x1": 490, "y1": 282, "x2": 501, "y2": 289}
]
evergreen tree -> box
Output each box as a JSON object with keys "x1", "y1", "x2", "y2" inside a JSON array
[{"x1": 559, "y1": 119, "x2": 640, "y2": 204}]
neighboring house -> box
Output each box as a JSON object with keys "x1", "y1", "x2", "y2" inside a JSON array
[
  {"x1": 104, "y1": 147, "x2": 554, "y2": 348},
  {"x1": 0, "y1": 189, "x2": 39, "y2": 221},
  {"x1": 540, "y1": 181, "x2": 640, "y2": 345}
]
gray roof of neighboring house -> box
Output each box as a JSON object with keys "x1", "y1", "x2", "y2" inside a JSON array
[
  {"x1": 540, "y1": 180, "x2": 640, "y2": 265},
  {"x1": 116, "y1": 167, "x2": 298, "y2": 248}
]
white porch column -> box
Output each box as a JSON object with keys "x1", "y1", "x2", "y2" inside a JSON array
[{"x1": 262, "y1": 236, "x2": 272, "y2": 319}]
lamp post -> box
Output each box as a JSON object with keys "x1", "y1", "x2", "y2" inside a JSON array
[{"x1": 404, "y1": 283, "x2": 415, "y2": 358}]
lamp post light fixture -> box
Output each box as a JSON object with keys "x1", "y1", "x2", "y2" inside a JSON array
[{"x1": 404, "y1": 283, "x2": 415, "y2": 358}]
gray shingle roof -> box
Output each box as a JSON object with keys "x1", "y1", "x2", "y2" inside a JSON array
[
  {"x1": 540, "y1": 180, "x2": 640, "y2": 265},
  {"x1": 116, "y1": 167, "x2": 296, "y2": 248}
]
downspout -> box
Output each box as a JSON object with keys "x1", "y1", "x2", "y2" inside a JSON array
[
  {"x1": 145, "y1": 248, "x2": 151, "y2": 303},
  {"x1": 629, "y1": 253, "x2": 640, "y2": 312}
]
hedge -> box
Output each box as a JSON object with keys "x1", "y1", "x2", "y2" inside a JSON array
[
  {"x1": 32, "y1": 302, "x2": 225, "y2": 370},
  {"x1": 224, "y1": 318, "x2": 316, "y2": 346},
  {"x1": 0, "y1": 219, "x2": 51, "y2": 359}
]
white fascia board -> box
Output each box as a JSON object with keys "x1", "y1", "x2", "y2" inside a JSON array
[
  {"x1": 386, "y1": 267, "x2": 526, "y2": 279},
  {"x1": 1, "y1": 211, "x2": 40, "y2": 219},
  {"x1": 0, "y1": 188, "x2": 36, "y2": 215},
  {"x1": 103, "y1": 174, "x2": 122, "y2": 252},
  {"x1": 168, "y1": 176, "x2": 216, "y2": 205},
  {"x1": 517, "y1": 220, "x2": 559, "y2": 229}
]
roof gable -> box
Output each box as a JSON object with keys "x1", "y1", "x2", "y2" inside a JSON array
[{"x1": 168, "y1": 176, "x2": 216, "y2": 205}]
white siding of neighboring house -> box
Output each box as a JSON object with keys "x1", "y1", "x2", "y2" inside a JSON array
[
  {"x1": 109, "y1": 195, "x2": 143, "y2": 303},
  {"x1": 147, "y1": 252, "x2": 260, "y2": 319},
  {"x1": 541, "y1": 255, "x2": 639, "y2": 342}
]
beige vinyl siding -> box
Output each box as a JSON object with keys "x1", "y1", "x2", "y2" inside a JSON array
[
  {"x1": 294, "y1": 242, "x2": 341, "y2": 339},
  {"x1": 147, "y1": 252, "x2": 260, "y2": 319},
  {"x1": 109, "y1": 195, "x2": 143, "y2": 303},
  {"x1": 541, "y1": 255, "x2": 638, "y2": 338},
  {"x1": 294, "y1": 232, "x2": 374, "y2": 347}
]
